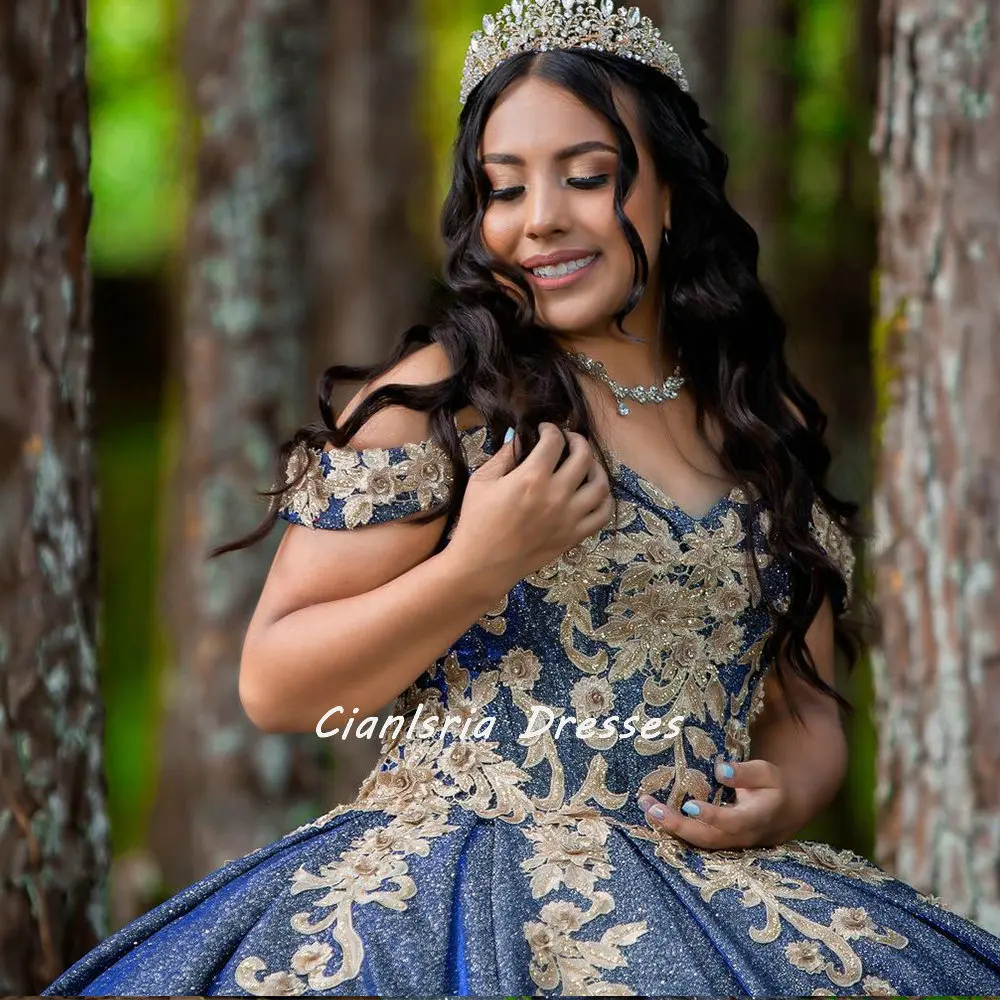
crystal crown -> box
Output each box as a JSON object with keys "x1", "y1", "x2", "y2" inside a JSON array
[{"x1": 460, "y1": 0, "x2": 688, "y2": 105}]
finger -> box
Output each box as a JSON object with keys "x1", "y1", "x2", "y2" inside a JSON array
[
  {"x1": 637, "y1": 795, "x2": 733, "y2": 850},
  {"x1": 551, "y1": 430, "x2": 594, "y2": 491},
  {"x1": 674, "y1": 798, "x2": 742, "y2": 834},
  {"x1": 567, "y1": 458, "x2": 611, "y2": 514},
  {"x1": 577, "y1": 492, "x2": 615, "y2": 537},
  {"x1": 715, "y1": 756, "x2": 781, "y2": 791},
  {"x1": 473, "y1": 431, "x2": 518, "y2": 479},
  {"x1": 522, "y1": 422, "x2": 569, "y2": 475}
]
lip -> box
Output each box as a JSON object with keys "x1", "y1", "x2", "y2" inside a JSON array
[
  {"x1": 521, "y1": 248, "x2": 598, "y2": 268},
  {"x1": 522, "y1": 251, "x2": 600, "y2": 290}
]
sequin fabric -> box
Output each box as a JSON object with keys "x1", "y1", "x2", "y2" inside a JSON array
[{"x1": 43, "y1": 424, "x2": 1000, "y2": 996}]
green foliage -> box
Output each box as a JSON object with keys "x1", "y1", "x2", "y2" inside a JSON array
[
  {"x1": 88, "y1": 0, "x2": 185, "y2": 272},
  {"x1": 844, "y1": 654, "x2": 876, "y2": 854},
  {"x1": 96, "y1": 414, "x2": 166, "y2": 852},
  {"x1": 792, "y1": 5, "x2": 853, "y2": 192},
  {"x1": 790, "y1": 0, "x2": 869, "y2": 258},
  {"x1": 419, "y1": 0, "x2": 494, "y2": 247}
]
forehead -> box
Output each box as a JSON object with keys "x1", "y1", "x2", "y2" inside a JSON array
[{"x1": 481, "y1": 75, "x2": 636, "y2": 156}]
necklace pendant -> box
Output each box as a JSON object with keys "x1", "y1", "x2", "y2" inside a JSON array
[{"x1": 567, "y1": 350, "x2": 683, "y2": 417}]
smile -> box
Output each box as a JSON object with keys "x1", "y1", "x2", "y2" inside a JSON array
[{"x1": 525, "y1": 253, "x2": 599, "y2": 289}]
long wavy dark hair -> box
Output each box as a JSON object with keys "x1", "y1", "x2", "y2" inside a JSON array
[{"x1": 216, "y1": 47, "x2": 870, "y2": 722}]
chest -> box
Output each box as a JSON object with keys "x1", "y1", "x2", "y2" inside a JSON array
[{"x1": 579, "y1": 381, "x2": 734, "y2": 519}]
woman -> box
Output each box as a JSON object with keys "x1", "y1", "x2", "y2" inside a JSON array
[{"x1": 44, "y1": 1, "x2": 1000, "y2": 996}]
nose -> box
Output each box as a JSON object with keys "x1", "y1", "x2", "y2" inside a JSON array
[{"x1": 524, "y1": 179, "x2": 569, "y2": 241}]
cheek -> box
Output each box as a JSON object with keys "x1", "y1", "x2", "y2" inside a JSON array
[
  {"x1": 481, "y1": 210, "x2": 519, "y2": 257},
  {"x1": 592, "y1": 194, "x2": 621, "y2": 234},
  {"x1": 622, "y1": 192, "x2": 663, "y2": 258}
]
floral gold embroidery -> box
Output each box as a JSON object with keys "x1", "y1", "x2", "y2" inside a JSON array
[
  {"x1": 810, "y1": 498, "x2": 856, "y2": 608},
  {"x1": 235, "y1": 425, "x2": 929, "y2": 997},
  {"x1": 278, "y1": 425, "x2": 490, "y2": 529},
  {"x1": 649, "y1": 842, "x2": 908, "y2": 989},
  {"x1": 521, "y1": 808, "x2": 648, "y2": 995}
]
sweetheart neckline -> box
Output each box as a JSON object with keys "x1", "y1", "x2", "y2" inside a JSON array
[
  {"x1": 610, "y1": 457, "x2": 745, "y2": 525},
  {"x1": 457, "y1": 423, "x2": 743, "y2": 527}
]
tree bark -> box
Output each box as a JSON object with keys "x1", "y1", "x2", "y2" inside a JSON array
[
  {"x1": 309, "y1": 0, "x2": 431, "y2": 802},
  {"x1": 871, "y1": 0, "x2": 1000, "y2": 932},
  {"x1": 0, "y1": 2, "x2": 104, "y2": 992},
  {"x1": 148, "y1": 0, "x2": 329, "y2": 890},
  {"x1": 313, "y1": 0, "x2": 431, "y2": 375}
]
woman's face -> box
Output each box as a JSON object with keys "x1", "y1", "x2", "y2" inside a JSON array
[{"x1": 479, "y1": 74, "x2": 671, "y2": 339}]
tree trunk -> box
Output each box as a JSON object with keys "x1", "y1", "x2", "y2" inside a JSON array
[
  {"x1": 871, "y1": 0, "x2": 1000, "y2": 932},
  {"x1": 309, "y1": 0, "x2": 431, "y2": 803},
  {"x1": 0, "y1": 2, "x2": 104, "y2": 992},
  {"x1": 657, "y1": 0, "x2": 733, "y2": 133},
  {"x1": 148, "y1": 0, "x2": 329, "y2": 890},
  {"x1": 782, "y1": 0, "x2": 880, "y2": 497},
  {"x1": 802, "y1": 0, "x2": 879, "y2": 468},
  {"x1": 725, "y1": 0, "x2": 797, "y2": 278},
  {"x1": 313, "y1": 0, "x2": 431, "y2": 375}
]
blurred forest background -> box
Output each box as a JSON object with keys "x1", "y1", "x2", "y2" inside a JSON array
[
  {"x1": 87, "y1": 0, "x2": 878, "y2": 922},
  {"x1": 5, "y1": 0, "x2": 1000, "y2": 993}
]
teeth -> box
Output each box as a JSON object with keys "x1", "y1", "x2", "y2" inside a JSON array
[{"x1": 531, "y1": 254, "x2": 596, "y2": 278}]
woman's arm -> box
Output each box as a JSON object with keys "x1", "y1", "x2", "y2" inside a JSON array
[
  {"x1": 241, "y1": 531, "x2": 512, "y2": 733},
  {"x1": 745, "y1": 392, "x2": 849, "y2": 836},
  {"x1": 748, "y1": 594, "x2": 848, "y2": 841},
  {"x1": 240, "y1": 343, "x2": 515, "y2": 733},
  {"x1": 636, "y1": 595, "x2": 848, "y2": 848},
  {"x1": 242, "y1": 343, "x2": 613, "y2": 734}
]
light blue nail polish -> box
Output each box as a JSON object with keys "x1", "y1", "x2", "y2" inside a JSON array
[
  {"x1": 649, "y1": 805, "x2": 665, "y2": 820},
  {"x1": 503, "y1": 426, "x2": 515, "y2": 444},
  {"x1": 681, "y1": 801, "x2": 701, "y2": 817},
  {"x1": 719, "y1": 762, "x2": 735, "y2": 779}
]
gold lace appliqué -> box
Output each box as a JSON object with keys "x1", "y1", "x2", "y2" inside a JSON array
[
  {"x1": 235, "y1": 433, "x2": 906, "y2": 996},
  {"x1": 278, "y1": 426, "x2": 490, "y2": 529}
]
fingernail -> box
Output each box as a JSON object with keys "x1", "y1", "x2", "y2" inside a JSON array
[
  {"x1": 649, "y1": 805, "x2": 665, "y2": 820},
  {"x1": 681, "y1": 801, "x2": 701, "y2": 817},
  {"x1": 503, "y1": 426, "x2": 515, "y2": 444},
  {"x1": 638, "y1": 795, "x2": 652, "y2": 811},
  {"x1": 719, "y1": 762, "x2": 734, "y2": 779}
]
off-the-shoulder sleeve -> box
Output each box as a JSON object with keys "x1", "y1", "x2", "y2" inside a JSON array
[
  {"x1": 809, "y1": 498, "x2": 856, "y2": 614},
  {"x1": 276, "y1": 425, "x2": 493, "y2": 530}
]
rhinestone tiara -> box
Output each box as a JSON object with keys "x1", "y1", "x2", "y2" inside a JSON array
[{"x1": 460, "y1": 0, "x2": 689, "y2": 105}]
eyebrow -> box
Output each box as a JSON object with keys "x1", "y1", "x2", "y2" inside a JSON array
[{"x1": 480, "y1": 140, "x2": 618, "y2": 165}]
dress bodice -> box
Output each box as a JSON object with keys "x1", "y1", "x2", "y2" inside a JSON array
[{"x1": 277, "y1": 422, "x2": 855, "y2": 831}]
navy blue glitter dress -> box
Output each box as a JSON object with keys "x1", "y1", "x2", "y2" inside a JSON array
[{"x1": 44, "y1": 423, "x2": 1000, "y2": 996}]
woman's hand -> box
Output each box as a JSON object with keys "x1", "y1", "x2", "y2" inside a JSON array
[
  {"x1": 637, "y1": 757, "x2": 797, "y2": 849},
  {"x1": 448, "y1": 421, "x2": 614, "y2": 590}
]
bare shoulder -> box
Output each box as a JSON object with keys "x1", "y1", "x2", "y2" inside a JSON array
[{"x1": 334, "y1": 342, "x2": 486, "y2": 449}]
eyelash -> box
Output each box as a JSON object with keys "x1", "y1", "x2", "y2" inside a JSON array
[{"x1": 487, "y1": 174, "x2": 610, "y2": 202}]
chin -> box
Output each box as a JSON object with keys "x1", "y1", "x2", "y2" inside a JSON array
[{"x1": 536, "y1": 305, "x2": 610, "y2": 336}]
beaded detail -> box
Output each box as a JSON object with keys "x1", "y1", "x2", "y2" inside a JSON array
[
  {"x1": 277, "y1": 426, "x2": 491, "y2": 530},
  {"x1": 460, "y1": 0, "x2": 689, "y2": 105},
  {"x1": 276, "y1": 422, "x2": 855, "y2": 617}
]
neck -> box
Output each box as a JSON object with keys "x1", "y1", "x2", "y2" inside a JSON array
[
  {"x1": 556, "y1": 329, "x2": 677, "y2": 382},
  {"x1": 552, "y1": 285, "x2": 676, "y2": 378}
]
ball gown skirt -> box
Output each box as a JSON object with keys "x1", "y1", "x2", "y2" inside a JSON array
[{"x1": 42, "y1": 424, "x2": 1000, "y2": 997}]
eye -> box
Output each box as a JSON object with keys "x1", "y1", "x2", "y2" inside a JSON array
[
  {"x1": 487, "y1": 185, "x2": 525, "y2": 202},
  {"x1": 568, "y1": 174, "x2": 610, "y2": 189}
]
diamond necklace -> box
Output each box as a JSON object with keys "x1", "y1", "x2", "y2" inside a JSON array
[{"x1": 567, "y1": 352, "x2": 685, "y2": 416}]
